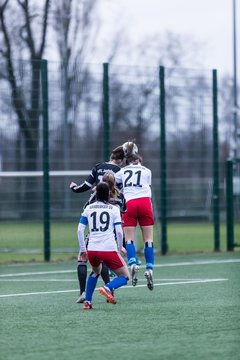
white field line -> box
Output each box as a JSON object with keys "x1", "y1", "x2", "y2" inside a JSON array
[
  {"x1": 0, "y1": 278, "x2": 224, "y2": 282},
  {"x1": 0, "y1": 258, "x2": 239, "y2": 278},
  {"x1": 155, "y1": 259, "x2": 240, "y2": 267},
  {"x1": 0, "y1": 279, "x2": 76, "y2": 282},
  {"x1": 0, "y1": 278, "x2": 228, "y2": 298},
  {"x1": 0, "y1": 270, "x2": 74, "y2": 277}
]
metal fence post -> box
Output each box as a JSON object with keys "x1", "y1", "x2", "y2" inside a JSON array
[
  {"x1": 212, "y1": 69, "x2": 220, "y2": 251},
  {"x1": 41, "y1": 59, "x2": 50, "y2": 262},
  {"x1": 226, "y1": 159, "x2": 234, "y2": 251},
  {"x1": 103, "y1": 63, "x2": 110, "y2": 161},
  {"x1": 159, "y1": 66, "x2": 168, "y2": 255}
]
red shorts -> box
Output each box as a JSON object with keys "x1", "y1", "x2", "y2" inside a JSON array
[
  {"x1": 122, "y1": 197, "x2": 154, "y2": 227},
  {"x1": 87, "y1": 250, "x2": 126, "y2": 270}
]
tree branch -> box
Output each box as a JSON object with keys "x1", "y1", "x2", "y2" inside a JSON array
[
  {"x1": 0, "y1": 0, "x2": 30, "y2": 138},
  {"x1": 38, "y1": 0, "x2": 50, "y2": 57},
  {"x1": 17, "y1": 0, "x2": 36, "y2": 56},
  {"x1": 0, "y1": 0, "x2": 9, "y2": 14}
]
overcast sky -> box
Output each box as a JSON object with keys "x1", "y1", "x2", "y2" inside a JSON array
[{"x1": 96, "y1": 0, "x2": 239, "y2": 80}]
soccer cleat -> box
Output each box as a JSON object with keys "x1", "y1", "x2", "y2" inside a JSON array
[
  {"x1": 106, "y1": 290, "x2": 114, "y2": 303},
  {"x1": 144, "y1": 269, "x2": 154, "y2": 291},
  {"x1": 83, "y1": 301, "x2": 93, "y2": 310},
  {"x1": 131, "y1": 264, "x2": 139, "y2": 286},
  {"x1": 98, "y1": 286, "x2": 117, "y2": 304},
  {"x1": 76, "y1": 291, "x2": 86, "y2": 303}
]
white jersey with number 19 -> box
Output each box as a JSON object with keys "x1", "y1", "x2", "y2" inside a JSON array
[
  {"x1": 115, "y1": 164, "x2": 152, "y2": 201},
  {"x1": 80, "y1": 201, "x2": 122, "y2": 252}
]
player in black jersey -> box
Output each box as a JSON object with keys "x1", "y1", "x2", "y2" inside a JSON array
[
  {"x1": 83, "y1": 172, "x2": 126, "y2": 213},
  {"x1": 70, "y1": 145, "x2": 125, "y2": 304},
  {"x1": 70, "y1": 146, "x2": 124, "y2": 193}
]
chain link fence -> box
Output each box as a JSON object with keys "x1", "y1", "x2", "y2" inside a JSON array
[{"x1": 0, "y1": 60, "x2": 238, "y2": 260}]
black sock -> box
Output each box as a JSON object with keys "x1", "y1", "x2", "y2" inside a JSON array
[
  {"x1": 77, "y1": 262, "x2": 87, "y2": 295},
  {"x1": 101, "y1": 263, "x2": 110, "y2": 284},
  {"x1": 123, "y1": 234, "x2": 126, "y2": 249}
]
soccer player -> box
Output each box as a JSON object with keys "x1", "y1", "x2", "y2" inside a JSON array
[
  {"x1": 115, "y1": 144, "x2": 155, "y2": 290},
  {"x1": 81, "y1": 171, "x2": 127, "y2": 281},
  {"x1": 70, "y1": 146, "x2": 124, "y2": 193},
  {"x1": 84, "y1": 171, "x2": 127, "y2": 213},
  {"x1": 77, "y1": 182, "x2": 130, "y2": 309},
  {"x1": 70, "y1": 145, "x2": 125, "y2": 303}
]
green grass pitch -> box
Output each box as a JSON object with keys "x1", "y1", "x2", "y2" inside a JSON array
[
  {"x1": 0, "y1": 221, "x2": 239, "y2": 263},
  {"x1": 0, "y1": 253, "x2": 239, "y2": 360}
]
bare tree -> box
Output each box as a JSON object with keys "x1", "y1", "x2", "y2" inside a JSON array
[
  {"x1": 51, "y1": 0, "x2": 127, "y2": 168},
  {"x1": 51, "y1": 0, "x2": 100, "y2": 168},
  {"x1": 0, "y1": 0, "x2": 50, "y2": 171},
  {"x1": 0, "y1": 0, "x2": 50, "y2": 217}
]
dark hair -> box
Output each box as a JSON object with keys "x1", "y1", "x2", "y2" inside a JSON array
[
  {"x1": 110, "y1": 145, "x2": 125, "y2": 161},
  {"x1": 96, "y1": 182, "x2": 110, "y2": 202}
]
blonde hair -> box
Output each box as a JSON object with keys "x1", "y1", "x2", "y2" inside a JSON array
[{"x1": 102, "y1": 172, "x2": 119, "y2": 198}]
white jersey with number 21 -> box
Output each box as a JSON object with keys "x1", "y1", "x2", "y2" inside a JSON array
[{"x1": 115, "y1": 164, "x2": 152, "y2": 202}]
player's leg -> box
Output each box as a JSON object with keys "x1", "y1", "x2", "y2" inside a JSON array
[
  {"x1": 141, "y1": 225, "x2": 154, "y2": 266},
  {"x1": 123, "y1": 229, "x2": 141, "y2": 266},
  {"x1": 139, "y1": 197, "x2": 155, "y2": 290},
  {"x1": 124, "y1": 226, "x2": 137, "y2": 265},
  {"x1": 124, "y1": 226, "x2": 139, "y2": 286},
  {"x1": 141, "y1": 225, "x2": 154, "y2": 291},
  {"x1": 76, "y1": 232, "x2": 90, "y2": 303},
  {"x1": 76, "y1": 252, "x2": 87, "y2": 303},
  {"x1": 100, "y1": 262, "x2": 110, "y2": 284},
  {"x1": 98, "y1": 252, "x2": 130, "y2": 303},
  {"x1": 122, "y1": 200, "x2": 139, "y2": 285},
  {"x1": 100, "y1": 262, "x2": 113, "y2": 302},
  {"x1": 83, "y1": 252, "x2": 101, "y2": 309}
]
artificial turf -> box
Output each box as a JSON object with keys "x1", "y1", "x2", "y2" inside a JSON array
[{"x1": 0, "y1": 253, "x2": 239, "y2": 360}]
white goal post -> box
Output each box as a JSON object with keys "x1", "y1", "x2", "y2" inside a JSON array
[{"x1": 0, "y1": 171, "x2": 90, "y2": 177}]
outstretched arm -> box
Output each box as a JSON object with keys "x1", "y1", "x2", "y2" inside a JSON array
[
  {"x1": 70, "y1": 181, "x2": 92, "y2": 193},
  {"x1": 70, "y1": 169, "x2": 96, "y2": 193}
]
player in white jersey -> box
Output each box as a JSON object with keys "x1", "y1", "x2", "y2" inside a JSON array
[
  {"x1": 77, "y1": 182, "x2": 130, "y2": 309},
  {"x1": 70, "y1": 145, "x2": 125, "y2": 304},
  {"x1": 115, "y1": 146, "x2": 154, "y2": 291}
]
